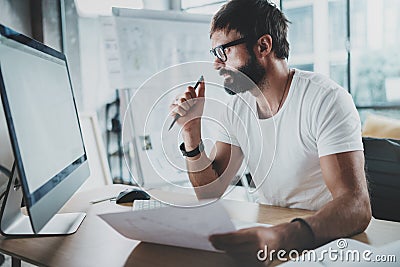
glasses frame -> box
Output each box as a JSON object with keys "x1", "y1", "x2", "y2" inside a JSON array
[{"x1": 210, "y1": 37, "x2": 247, "y2": 62}]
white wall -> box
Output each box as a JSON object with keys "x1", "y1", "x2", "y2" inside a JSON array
[
  {"x1": 0, "y1": 0, "x2": 32, "y2": 36},
  {"x1": 79, "y1": 17, "x2": 115, "y2": 112},
  {"x1": 0, "y1": 0, "x2": 32, "y2": 175}
]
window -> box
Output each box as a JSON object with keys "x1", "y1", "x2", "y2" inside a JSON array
[
  {"x1": 282, "y1": 0, "x2": 348, "y2": 89},
  {"x1": 328, "y1": 0, "x2": 346, "y2": 52},
  {"x1": 285, "y1": 5, "x2": 314, "y2": 55},
  {"x1": 350, "y1": 0, "x2": 400, "y2": 108},
  {"x1": 282, "y1": 0, "x2": 400, "y2": 119}
]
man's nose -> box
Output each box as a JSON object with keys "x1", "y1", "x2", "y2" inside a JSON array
[{"x1": 213, "y1": 58, "x2": 225, "y2": 70}]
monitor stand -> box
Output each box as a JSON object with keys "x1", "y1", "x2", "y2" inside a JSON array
[{"x1": 0, "y1": 163, "x2": 86, "y2": 236}]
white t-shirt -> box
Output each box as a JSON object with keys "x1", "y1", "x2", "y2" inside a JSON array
[{"x1": 217, "y1": 69, "x2": 363, "y2": 210}]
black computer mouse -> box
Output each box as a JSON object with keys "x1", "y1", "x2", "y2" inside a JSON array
[{"x1": 116, "y1": 189, "x2": 150, "y2": 204}]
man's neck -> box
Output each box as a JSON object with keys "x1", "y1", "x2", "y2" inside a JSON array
[{"x1": 253, "y1": 61, "x2": 292, "y2": 119}]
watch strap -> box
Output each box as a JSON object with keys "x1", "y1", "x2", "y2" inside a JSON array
[{"x1": 180, "y1": 140, "x2": 204, "y2": 157}]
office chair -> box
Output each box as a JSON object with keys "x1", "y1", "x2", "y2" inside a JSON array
[{"x1": 363, "y1": 137, "x2": 400, "y2": 222}]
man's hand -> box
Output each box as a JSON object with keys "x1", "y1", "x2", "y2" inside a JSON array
[
  {"x1": 169, "y1": 79, "x2": 205, "y2": 140},
  {"x1": 209, "y1": 222, "x2": 311, "y2": 266},
  {"x1": 210, "y1": 226, "x2": 278, "y2": 266}
]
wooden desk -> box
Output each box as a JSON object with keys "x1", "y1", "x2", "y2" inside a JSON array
[{"x1": 0, "y1": 184, "x2": 399, "y2": 267}]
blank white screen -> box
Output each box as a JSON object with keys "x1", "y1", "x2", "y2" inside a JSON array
[{"x1": 0, "y1": 40, "x2": 85, "y2": 193}]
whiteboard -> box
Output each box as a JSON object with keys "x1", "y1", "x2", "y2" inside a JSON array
[{"x1": 101, "y1": 8, "x2": 213, "y2": 89}]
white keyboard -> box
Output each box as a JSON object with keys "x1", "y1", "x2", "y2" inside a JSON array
[{"x1": 133, "y1": 199, "x2": 167, "y2": 211}]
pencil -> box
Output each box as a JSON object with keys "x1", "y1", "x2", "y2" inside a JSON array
[{"x1": 168, "y1": 75, "x2": 204, "y2": 131}]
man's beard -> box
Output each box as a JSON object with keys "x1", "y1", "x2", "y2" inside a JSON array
[{"x1": 221, "y1": 53, "x2": 265, "y2": 95}]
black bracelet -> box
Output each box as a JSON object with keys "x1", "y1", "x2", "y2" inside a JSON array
[
  {"x1": 179, "y1": 140, "x2": 204, "y2": 157},
  {"x1": 291, "y1": 217, "x2": 316, "y2": 247}
]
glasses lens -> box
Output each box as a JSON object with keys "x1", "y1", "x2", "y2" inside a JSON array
[{"x1": 215, "y1": 47, "x2": 226, "y2": 62}]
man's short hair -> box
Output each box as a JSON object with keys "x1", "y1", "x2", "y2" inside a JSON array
[{"x1": 210, "y1": 0, "x2": 290, "y2": 59}]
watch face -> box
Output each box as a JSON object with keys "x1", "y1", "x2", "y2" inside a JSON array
[{"x1": 198, "y1": 140, "x2": 204, "y2": 152}]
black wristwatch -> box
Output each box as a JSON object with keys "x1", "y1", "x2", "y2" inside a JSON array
[{"x1": 180, "y1": 140, "x2": 204, "y2": 157}]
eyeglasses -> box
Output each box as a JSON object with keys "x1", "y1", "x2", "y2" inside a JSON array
[{"x1": 210, "y1": 37, "x2": 247, "y2": 62}]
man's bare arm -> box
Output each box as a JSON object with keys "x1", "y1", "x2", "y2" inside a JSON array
[
  {"x1": 185, "y1": 141, "x2": 244, "y2": 199},
  {"x1": 301, "y1": 150, "x2": 372, "y2": 247}
]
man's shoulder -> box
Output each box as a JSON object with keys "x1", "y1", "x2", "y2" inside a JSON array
[
  {"x1": 295, "y1": 69, "x2": 338, "y2": 87},
  {"x1": 294, "y1": 69, "x2": 346, "y2": 97}
]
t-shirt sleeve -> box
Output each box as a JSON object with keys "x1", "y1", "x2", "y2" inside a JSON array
[{"x1": 313, "y1": 87, "x2": 363, "y2": 157}]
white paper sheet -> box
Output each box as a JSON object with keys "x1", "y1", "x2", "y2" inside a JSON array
[{"x1": 99, "y1": 201, "x2": 240, "y2": 252}]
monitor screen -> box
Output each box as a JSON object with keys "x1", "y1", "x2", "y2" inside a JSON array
[{"x1": 0, "y1": 25, "x2": 89, "y2": 234}]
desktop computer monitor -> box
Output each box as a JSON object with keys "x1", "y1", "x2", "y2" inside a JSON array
[{"x1": 0, "y1": 24, "x2": 90, "y2": 236}]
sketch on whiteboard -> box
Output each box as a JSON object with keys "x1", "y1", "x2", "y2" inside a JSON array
[
  {"x1": 139, "y1": 135, "x2": 153, "y2": 150},
  {"x1": 100, "y1": 16, "x2": 124, "y2": 88},
  {"x1": 116, "y1": 18, "x2": 158, "y2": 88}
]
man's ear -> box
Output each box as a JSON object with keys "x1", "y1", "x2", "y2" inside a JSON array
[{"x1": 257, "y1": 34, "x2": 273, "y2": 56}]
